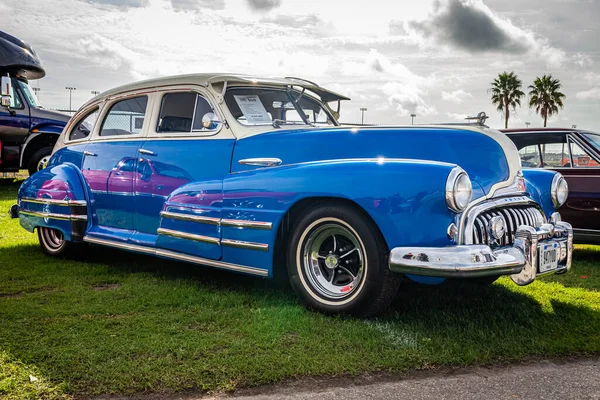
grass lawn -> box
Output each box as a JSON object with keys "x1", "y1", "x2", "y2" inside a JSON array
[{"x1": 1, "y1": 179, "x2": 599, "y2": 399}]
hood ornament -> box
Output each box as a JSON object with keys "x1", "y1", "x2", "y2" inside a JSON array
[{"x1": 465, "y1": 112, "x2": 489, "y2": 126}]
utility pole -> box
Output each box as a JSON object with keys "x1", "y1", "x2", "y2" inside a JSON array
[
  {"x1": 359, "y1": 108, "x2": 367, "y2": 125},
  {"x1": 410, "y1": 113, "x2": 417, "y2": 125},
  {"x1": 91, "y1": 90, "x2": 100, "y2": 97},
  {"x1": 525, "y1": 122, "x2": 531, "y2": 128},
  {"x1": 32, "y1": 87, "x2": 41, "y2": 99},
  {"x1": 65, "y1": 87, "x2": 76, "y2": 111}
]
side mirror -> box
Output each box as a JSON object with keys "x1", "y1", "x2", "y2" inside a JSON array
[
  {"x1": 202, "y1": 112, "x2": 221, "y2": 130},
  {"x1": 1, "y1": 75, "x2": 11, "y2": 107}
]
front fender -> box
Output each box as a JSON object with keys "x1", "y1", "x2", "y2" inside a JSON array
[
  {"x1": 17, "y1": 163, "x2": 89, "y2": 240},
  {"x1": 223, "y1": 159, "x2": 459, "y2": 251},
  {"x1": 522, "y1": 168, "x2": 559, "y2": 218}
]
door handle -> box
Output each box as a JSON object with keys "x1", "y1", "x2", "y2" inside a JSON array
[
  {"x1": 139, "y1": 149, "x2": 157, "y2": 156},
  {"x1": 83, "y1": 151, "x2": 97, "y2": 157}
]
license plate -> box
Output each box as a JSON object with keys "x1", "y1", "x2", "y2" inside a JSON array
[{"x1": 539, "y1": 243, "x2": 559, "y2": 273}]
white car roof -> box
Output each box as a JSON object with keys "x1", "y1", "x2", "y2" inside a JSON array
[{"x1": 83, "y1": 73, "x2": 350, "y2": 110}]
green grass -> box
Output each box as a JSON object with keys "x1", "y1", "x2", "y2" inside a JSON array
[{"x1": 0, "y1": 179, "x2": 599, "y2": 399}]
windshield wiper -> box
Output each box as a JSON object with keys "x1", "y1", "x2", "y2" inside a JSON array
[{"x1": 272, "y1": 119, "x2": 309, "y2": 128}]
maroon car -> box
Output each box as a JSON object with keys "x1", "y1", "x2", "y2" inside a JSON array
[{"x1": 503, "y1": 128, "x2": 600, "y2": 244}]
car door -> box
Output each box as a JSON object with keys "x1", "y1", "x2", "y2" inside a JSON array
[
  {"x1": 557, "y1": 134, "x2": 600, "y2": 233},
  {"x1": 81, "y1": 95, "x2": 150, "y2": 242},
  {"x1": 132, "y1": 89, "x2": 235, "y2": 260}
]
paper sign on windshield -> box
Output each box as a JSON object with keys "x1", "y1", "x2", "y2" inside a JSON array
[{"x1": 234, "y1": 95, "x2": 271, "y2": 124}]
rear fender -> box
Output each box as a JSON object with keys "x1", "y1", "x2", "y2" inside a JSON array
[
  {"x1": 17, "y1": 162, "x2": 89, "y2": 240},
  {"x1": 219, "y1": 159, "x2": 459, "y2": 272}
]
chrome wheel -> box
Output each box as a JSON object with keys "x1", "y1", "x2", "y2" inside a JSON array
[
  {"x1": 38, "y1": 227, "x2": 66, "y2": 254},
  {"x1": 302, "y1": 221, "x2": 366, "y2": 300},
  {"x1": 37, "y1": 155, "x2": 50, "y2": 171}
]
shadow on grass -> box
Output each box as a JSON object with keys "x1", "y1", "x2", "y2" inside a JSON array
[
  {"x1": 0, "y1": 180, "x2": 22, "y2": 202},
  {"x1": 3, "y1": 241, "x2": 600, "y2": 396}
]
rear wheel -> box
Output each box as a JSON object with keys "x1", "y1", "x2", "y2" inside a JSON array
[
  {"x1": 37, "y1": 227, "x2": 83, "y2": 257},
  {"x1": 286, "y1": 203, "x2": 401, "y2": 317},
  {"x1": 28, "y1": 146, "x2": 53, "y2": 176}
]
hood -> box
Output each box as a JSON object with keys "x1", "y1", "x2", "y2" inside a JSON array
[
  {"x1": 232, "y1": 126, "x2": 521, "y2": 197},
  {"x1": 31, "y1": 107, "x2": 71, "y2": 124},
  {"x1": 0, "y1": 31, "x2": 45, "y2": 80}
]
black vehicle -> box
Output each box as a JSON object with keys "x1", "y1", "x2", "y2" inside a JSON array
[{"x1": 0, "y1": 30, "x2": 70, "y2": 175}]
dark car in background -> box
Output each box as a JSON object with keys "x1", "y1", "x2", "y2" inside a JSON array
[
  {"x1": 503, "y1": 128, "x2": 600, "y2": 244},
  {"x1": 0, "y1": 30, "x2": 71, "y2": 175}
]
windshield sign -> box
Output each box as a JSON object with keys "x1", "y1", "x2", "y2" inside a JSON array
[{"x1": 225, "y1": 87, "x2": 336, "y2": 127}]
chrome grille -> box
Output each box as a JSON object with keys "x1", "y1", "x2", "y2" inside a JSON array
[{"x1": 471, "y1": 206, "x2": 543, "y2": 246}]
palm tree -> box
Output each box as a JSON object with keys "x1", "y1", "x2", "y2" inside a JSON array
[
  {"x1": 528, "y1": 75, "x2": 566, "y2": 127},
  {"x1": 489, "y1": 72, "x2": 525, "y2": 129}
]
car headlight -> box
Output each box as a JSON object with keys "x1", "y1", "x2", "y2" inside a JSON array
[
  {"x1": 446, "y1": 167, "x2": 472, "y2": 212},
  {"x1": 551, "y1": 174, "x2": 568, "y2": 208}
]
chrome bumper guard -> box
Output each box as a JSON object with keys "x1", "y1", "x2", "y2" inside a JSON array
[{"x1": 389, "y1": 221, "x2": 573, "y2": 286}]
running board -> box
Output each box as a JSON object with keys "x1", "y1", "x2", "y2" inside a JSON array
[{"x1": 83, "y1": 235, "x2": 269, "y2": 277}]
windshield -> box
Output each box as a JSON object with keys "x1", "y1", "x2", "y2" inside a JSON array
[
  {"x1": 18, "y1": 80, "x2": 41, "y2": 108},
  {"x1": 224, "y1": 87, "x2": 336, "y2": 127},
  {"x1": 582, "y1": 132, "x2": 600, "y2": 151}
]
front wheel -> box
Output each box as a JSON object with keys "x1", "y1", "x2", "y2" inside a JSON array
[
  {"x1": 28, "y1": 146, "x2": 53, "y2": 176},
  {"x1": 286, "y1": 203, "x2": 401, "y2": 317},
  {"x1": 37, "y1": 227, "x2": 84, "y2": 257}
]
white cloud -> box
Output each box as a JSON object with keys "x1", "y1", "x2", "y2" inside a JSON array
[
  {"x1": 441, "y1": 89, "x2": 473, "y2": 104},
  {"x1": 576, "y1": 87, "x2": 600, "y2": 100}
]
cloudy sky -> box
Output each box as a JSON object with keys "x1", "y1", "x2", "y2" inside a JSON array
[{"x1": 2, "y1": 0, "x2": 599, "y2": 129}]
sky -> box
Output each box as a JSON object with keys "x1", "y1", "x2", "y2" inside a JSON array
[{"x1": 2, "y1": 0, "x2": 599, "y2": 129}]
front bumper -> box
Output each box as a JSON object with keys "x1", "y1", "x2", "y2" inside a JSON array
[{"x1": 389, "y1": 221, "x2": 573, "y2": 286}]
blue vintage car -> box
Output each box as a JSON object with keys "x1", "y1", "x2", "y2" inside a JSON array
[{"x1": 10, "y1": 74, "x2": 573, "y2": 316}]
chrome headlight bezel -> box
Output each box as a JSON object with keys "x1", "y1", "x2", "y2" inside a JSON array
[
  {"x1": 445, "y1": 167, "x2": 473, "y2": 212},
  {"x1": 551, "y1": 174, "x2": 569, "y2": 208}
]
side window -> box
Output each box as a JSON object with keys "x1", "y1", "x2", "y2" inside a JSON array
[
  {"x1": 9, "y1": 83, "x2": 23, "y2": 109},
  {"x1": 541, "y1": 142, "x2": 570, "y2": 168},
  {"x1": 157, "y1": 92, "x2": 217, "y2": 133},
  {"x1": 69, "y1": 108, "x2": 100, "y2": 141},
  {"x1": 116, "y1": 158, "x2": 136, "y2": 172},
  {"x1": 519, "y1": 145, "x2": 541, "y2": 168},
  {"x1": 100, "y1": 96, "x2": 148, "y2": 137},
  {"x1": 570, "y1": 141, "x2": 599, "y2": 168}
]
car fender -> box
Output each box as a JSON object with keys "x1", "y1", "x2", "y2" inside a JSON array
[
  {"x1": 220, "y1": 158, "x2": 459, "y2": 272},
  {"x1": 522, "y1": 168, "x2": 560, "y2": 217},
  {"x1": 17, "y1": 162, "x2": 90, "y2": 240}
]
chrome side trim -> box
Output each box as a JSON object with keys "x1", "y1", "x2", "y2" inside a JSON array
[
  {"x1": 221, "y1": 219, "x2": 273, "y2": 230},
  {"x1": 160, "y1": 211, "x2": 220, "y2": 225},
  {"x1": 160, "y1": 211, "x2": 272, "y2": 229},
  {"x1": 157, "y1": 228, "x2": 220, "y2": 245},
  {"x1": 20, "y1": 197, "x2": 87, "y2": 207},
  {"x1": 19, "y1": 210, "x2": 88, "y2": 221},
  {"x1": 238, "y1": 158, "x2": 282, "y2": 167},
  {"x1": 221, "y1": 239, "x2": 269, "y2": 252},
  {"x1": 82, "y1": 236, "x2": 268, "y2": 276}
]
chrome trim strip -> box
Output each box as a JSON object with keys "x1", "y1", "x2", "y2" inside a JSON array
[
  {"x1": 221, "y1": 219, "x2": 273, "y2": 230},
  {"x1": 157, "y1": 228, "x2": 220, "y2": 245},
  {"x1": 160, "y1": 211, "x2": 220, "y2": 225},
  {"x1": 238, "y1": 158, "x2": 282, "y2": 167},
  {"x1": 20, "y1": 197, "x2": 87, "y2": 207},
  {"x1": 221, "y1": 239, "x2": 269, "y2": 252},
  {"x1": 19, "y1": 210, "x2": 88, "y2": 221},
  {"x1": 82, "y1": 236, "x2": 268, "y2": 276}
]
